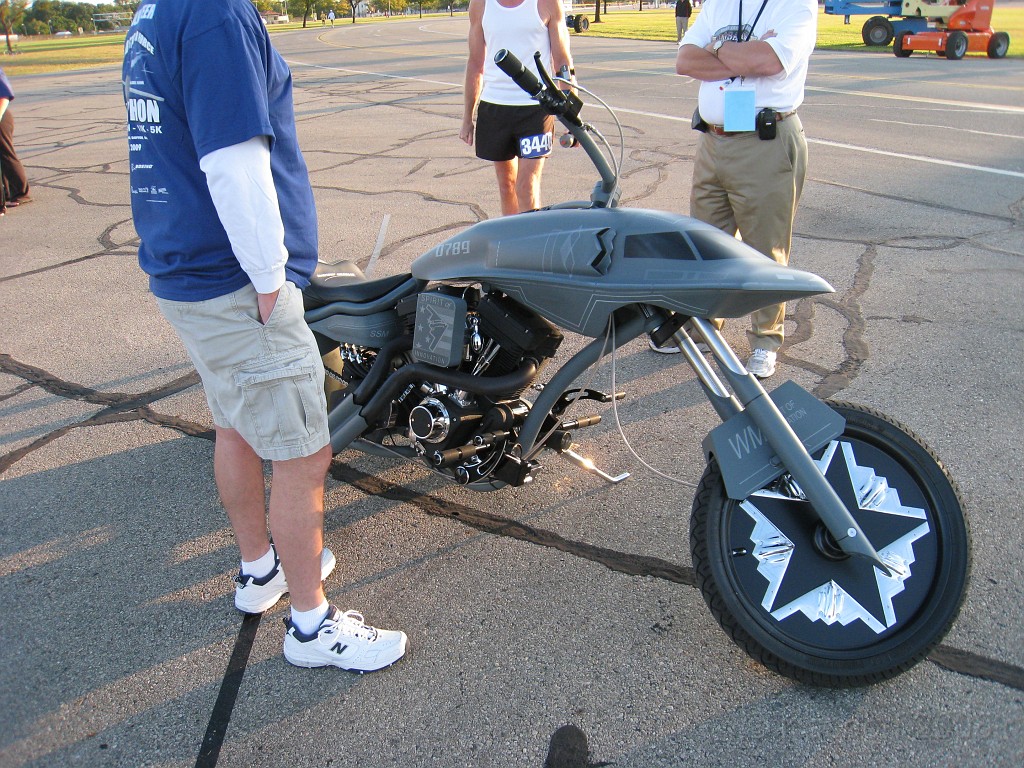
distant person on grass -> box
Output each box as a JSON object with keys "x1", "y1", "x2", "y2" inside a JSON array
[{"x1": 676, "y1": 0, "x2": 693, "y2": 43}]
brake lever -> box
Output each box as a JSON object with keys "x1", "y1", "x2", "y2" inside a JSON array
[
  {"x1": 534, "y1": 51, "x2": 560, "y2": 97},
  {"x1": 533, "y1": 52, "x2": 584, "y2": 126}
]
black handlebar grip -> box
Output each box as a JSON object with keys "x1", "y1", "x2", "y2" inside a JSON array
[{"x1": 493, "y1": 49, "x2": 542, "y2": 98}]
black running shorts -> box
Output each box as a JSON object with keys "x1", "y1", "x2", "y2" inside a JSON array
[{"x1": 475, "y1": 101, "x2": 555, "y2": 162}]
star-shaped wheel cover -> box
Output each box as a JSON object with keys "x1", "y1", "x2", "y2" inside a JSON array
[{"x1": 735, "y1": 440, "x2": 933, "y2": 639}]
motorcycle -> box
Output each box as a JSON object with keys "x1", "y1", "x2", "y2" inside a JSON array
[{"x1": 301, "y1": 51, "x2": 970, "y2": 687}]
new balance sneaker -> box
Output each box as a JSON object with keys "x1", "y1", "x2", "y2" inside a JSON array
[
  {"x1": 283, "y1": 606, "x2": 408, "y2": 672},
  {"x1": 747, "y1": 349, "x2": 777, "y2": 379},
  {"x1": 234, "y1": 546, "x2": 337, "y2": 614}
]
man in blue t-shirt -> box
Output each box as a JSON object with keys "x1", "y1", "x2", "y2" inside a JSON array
[{"x1": 123, "y1": 0, "x2": 406, "y2": 672}]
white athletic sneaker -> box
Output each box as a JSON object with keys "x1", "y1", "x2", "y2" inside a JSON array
[
  {"x1": 747, "y1": 349, "x2": 777, "y2": 379},
  {"x1": 283, "y1": 606, "x2": 408, "y2": 672},
  {"x1": 234, "y1": 547, "x2": 337, "y2": 614}
]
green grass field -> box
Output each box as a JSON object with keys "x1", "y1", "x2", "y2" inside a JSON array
[{"x1": 1, "y1": 6, "x2": 1020, "y2": 75}]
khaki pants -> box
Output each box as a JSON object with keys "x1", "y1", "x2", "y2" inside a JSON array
[
  {"x1": 690, "y1": 116, "x2": 807, "y2": 353},
  {"x1": 676, "y1": 17, "x2": 689, "y2": 41}
]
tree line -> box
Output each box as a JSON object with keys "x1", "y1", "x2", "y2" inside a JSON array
[
  {"x1": 278, "y1": 0, "x2": 468, "y2": 25},
  {"x1": 2, "y1": 1, "x2": 135, "y2": 37},
  {"x1": 0, "y1": 1, "x2": 470, "y2": 40}
]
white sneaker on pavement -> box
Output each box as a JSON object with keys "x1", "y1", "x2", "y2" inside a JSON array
[
  {"x1": 234, "y1": 546, "x2": 337, "y2": 614},
  {"x1": 283, "y1": 606, "x2": 408, "y2": 672},
  {"x1": 746, "y1": 349, "x2": 777, "y2": 379}
]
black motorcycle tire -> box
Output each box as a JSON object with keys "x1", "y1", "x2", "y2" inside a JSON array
[{"x1": 690, "y1": 401, "x2": 970, "y2": 687}]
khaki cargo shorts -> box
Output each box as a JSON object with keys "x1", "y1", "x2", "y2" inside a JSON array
[{"x1": 156, "y1": 282, "x2": 329, "y2": 461}]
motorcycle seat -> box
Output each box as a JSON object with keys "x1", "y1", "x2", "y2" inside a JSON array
[{"x1": 303, "y1": 260, "x2": 413, "y2": 308}]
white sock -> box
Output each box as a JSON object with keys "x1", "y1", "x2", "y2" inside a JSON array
[
  {"x1": 291, "y1": 599, "x2": 330, "y2": 636},
  {"x1": 240, "y1": 546, "x2": 276, "y2": 579}
]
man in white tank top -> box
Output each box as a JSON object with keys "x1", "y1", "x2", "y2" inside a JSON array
[{"x1": 460, "y1": 0, "x2": 574, "y2": 215}]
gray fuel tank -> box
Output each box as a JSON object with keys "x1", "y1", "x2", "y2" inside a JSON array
[{"x1": 411, "y1": 208, "x2": 833, "y2": 338}]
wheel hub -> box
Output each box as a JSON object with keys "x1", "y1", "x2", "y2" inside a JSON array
[{"x1": 812, "y1": 524, "x2": 849, "y2": 561}]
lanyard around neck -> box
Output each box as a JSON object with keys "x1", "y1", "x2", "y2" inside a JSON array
[{"x1": 738, "y1": 0, "x2": 770, "y2": 42}]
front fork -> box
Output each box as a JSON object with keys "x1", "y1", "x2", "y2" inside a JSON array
[
  {"x1": 512, "y1": 306, "x2": 887, "y2": 573},
  {"x1": 659, "y1": 313, "x2": 890, "y2": 573}
]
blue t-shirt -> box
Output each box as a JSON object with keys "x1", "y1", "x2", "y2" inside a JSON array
[
  {"x1": 122, "y1": 0, "x2": 318, "y2": 301},
  {"x1": 0, "y1": 67, "x2": 14, "y2": 101}
]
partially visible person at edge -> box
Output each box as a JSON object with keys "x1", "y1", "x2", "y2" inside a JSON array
[
  {"x1": 662, "y1": 0, "x2": 816, "y2": 379},
  {"x1": 0, "y1": 66, "x2": 32, "y2": 213},
  {"x1": 460, "y1": 0, "x2": 574, "y2": 216},
  {"x1": 675, "y1": 0, "x2": 693, "y2": 43},
  {"x1": 122, "y1": 0, "x2": 407, "y2": 671}
]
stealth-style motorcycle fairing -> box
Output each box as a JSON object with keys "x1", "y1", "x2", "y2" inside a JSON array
[{"x1": 414, "y1": 208, "x2": 834, "y2": 338}]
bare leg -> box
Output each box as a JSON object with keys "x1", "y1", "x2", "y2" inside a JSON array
[
  {"x1": 268, "y1": 444, "x2": 333, "y2": 611},
  {"x1": 214, "y1": 427, "x2": 271, "y2": 563},
  {"x1": 493, "y1": 159, "x2": 519, "y2": 216},
  {"x1": 515, "y1": 156, "x2": 546, "y2": 212}
]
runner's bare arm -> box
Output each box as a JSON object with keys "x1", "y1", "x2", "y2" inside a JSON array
[
  {"x1": 461, "y1": 0, "x2": 487, "y2": 146},
  {"x1": 541, "y1": 0, "x2": 574, "y2": 88}
]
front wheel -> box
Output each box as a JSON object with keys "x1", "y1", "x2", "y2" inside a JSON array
[
  {"x1": 987, "y1": 32, "x2": 1010, "y2": 58},
  {"x1": 946, "y1": 30, "x2": 969, "y2": 60},
  {"x1": 690, "y1": 402, "x2": 970, "y2": 687}
]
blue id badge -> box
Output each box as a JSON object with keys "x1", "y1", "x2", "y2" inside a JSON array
[
  {"x1": 519, "y1": 131, "x2": 553, "y2": 159},
  {"x1": 723, "y1": 86, "x2": 756, "y2": 132}
]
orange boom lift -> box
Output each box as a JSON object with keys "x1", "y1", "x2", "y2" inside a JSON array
[{"x1": 894, "y1": 0, "x2": 1011, "y2": 59}]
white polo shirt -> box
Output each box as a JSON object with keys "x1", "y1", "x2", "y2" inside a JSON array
[{"x1": 681, "y1": 0, "x2": 817, "y2": 126}]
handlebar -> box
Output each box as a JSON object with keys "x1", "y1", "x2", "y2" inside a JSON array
[
  {"x1": 493, "y1": 49, "x2": 583, "y2": 127},
  {"x1": 493, "y1": 49, "x2": 543, "y2": 100},
  {"x1": 493, "y1": 48, "x2": 621, "y2": 207}
]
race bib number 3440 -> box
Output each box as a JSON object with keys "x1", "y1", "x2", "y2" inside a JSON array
[{"x1": 519, "y1": 132, "x2": 553, "y2": 159}]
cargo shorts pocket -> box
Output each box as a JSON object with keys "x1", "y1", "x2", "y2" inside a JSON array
[{"x1": 233, "y1": 350, "x2": 324, "y2": 449}]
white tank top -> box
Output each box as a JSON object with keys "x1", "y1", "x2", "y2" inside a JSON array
[{"x1": 480, "y1": 0, "x2": 552, "y2": 106}]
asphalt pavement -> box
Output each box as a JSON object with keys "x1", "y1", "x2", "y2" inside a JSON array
[{"x1": 1, "y1": 17, "x2": 1022, "y2": 768}]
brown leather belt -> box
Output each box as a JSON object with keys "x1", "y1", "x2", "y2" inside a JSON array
[{"x1": 706, "y1": 110, "x2": 797, "y2": 136}]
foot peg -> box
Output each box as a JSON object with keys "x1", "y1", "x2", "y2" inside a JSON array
[{"x1": 560, "y1": 447, "x2": 630, "y2": 485}]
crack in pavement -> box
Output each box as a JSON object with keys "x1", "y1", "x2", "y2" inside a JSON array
[
  {"x1": 0, "y1": 246, "x2": 138, "y2": 284},
  {"x1": 786, "y1": 241, "x2": 876, "y2": 401},
  {"x1": 0, "y1": 354, "x2": 207, "y2": 474},
  {"x1": 787, "y1": 210, "x2": 1022, "y2": 400},
  {"x1": 0, "y1": 210, "x2": 137, "y2": 284},
  {"x1": 329, "y1": 461, "x2": 697, "y2": 586}
]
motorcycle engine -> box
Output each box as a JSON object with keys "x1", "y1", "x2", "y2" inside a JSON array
[{"x1": 393, "y1": 288, "x2": 563, "y2": 485}]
